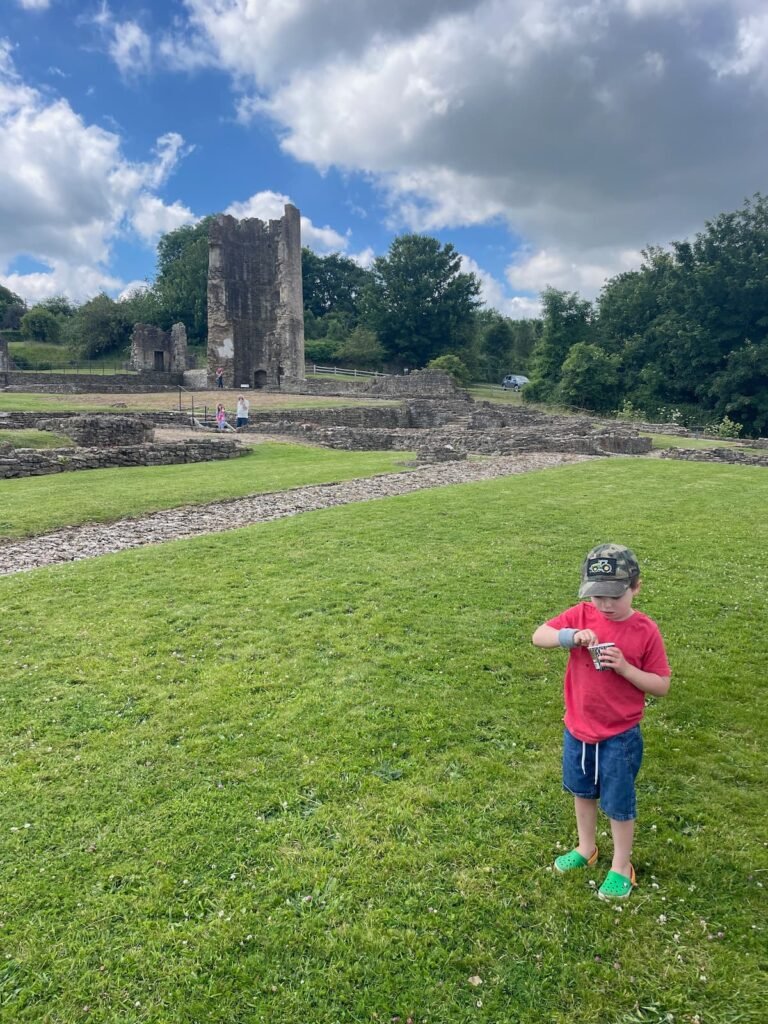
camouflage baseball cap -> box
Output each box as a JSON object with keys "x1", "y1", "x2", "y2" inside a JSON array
[{"x1": 579, "y1": 543, "x2": 640, "y2": 598}]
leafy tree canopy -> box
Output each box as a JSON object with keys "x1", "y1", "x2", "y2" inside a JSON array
[
  {"x1": 71, "y1": 293, "x2": 133, "y2": 357},
  {"x1": 21, "y1": 307, "x2": 62, "y2": 343},
  {"x1": 154, "y1": 217, "x2": 213, "y2": 343},
  {"x1": 363, "y1": 234, "x2": 481, "y2": 367},
  {"x1": 0, "y1": 284, "x2": 26, "y2": 330}
]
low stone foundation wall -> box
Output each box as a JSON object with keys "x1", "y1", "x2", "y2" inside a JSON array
[
  {"x1": 278, "y1": 369, "x2": 470, "y2": 401},
  {"x1": 3, "y1": 371, "x2": 183, "y2": 393},
  {"x1": 0, "y1": 439, "x2": 246, "y2": 479},
  {"x1": 244, "y1": 398, "x2": 472, "y2": 431},
  {"x1": 659, "y1": 448, "x2": 768, "y2": 467},
  {"x1": 0, "y1": 410, "x2": 188, "y2": 431},
  {"x1": 245, "y1": 422, "x2": 651, "y2": 456},
  {"x1": 36, "y1": 414, "x2": 154, "y2": 446}
]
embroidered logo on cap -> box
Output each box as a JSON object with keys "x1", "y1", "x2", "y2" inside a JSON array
[{"x1": 587, "y1": 558, "x2": 618, "y2": 578}]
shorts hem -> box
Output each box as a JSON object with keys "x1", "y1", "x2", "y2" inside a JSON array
[
  {"x1": 563, "y1": 783, "x2": 598, "y2": 800},
  {"x1": 600, "y1": 806, "x2": 637, "y2": 822}
]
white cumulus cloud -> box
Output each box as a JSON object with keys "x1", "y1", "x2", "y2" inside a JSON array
[
  {"x1": 175, "y1": 0, "x2": 768, "y2": 297},
  {"x1": 225, "y1": 190, "x2": 348, "y2": 252},
  {"x1": 0, "y1": 43, "x2": 192, "y2": 302}
]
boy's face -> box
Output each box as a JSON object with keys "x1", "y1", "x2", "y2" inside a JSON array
[{"x1": 590, "y1": 585, "x2": 638, "y2": 622}]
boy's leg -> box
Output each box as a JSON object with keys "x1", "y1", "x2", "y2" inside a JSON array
[
  {"x1": 609, "y1": 817, "x2": 634, "y2": 878},
  {"x1": 574, "y1": 796, "x2": 598, "y2": 859}
]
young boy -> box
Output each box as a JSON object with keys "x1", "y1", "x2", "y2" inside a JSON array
[{"x1": 532, "y1": 543, "x2": 671, "y2": 900}]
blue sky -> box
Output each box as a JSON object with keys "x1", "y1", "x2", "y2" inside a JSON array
[{"x1": 2, "y1": 1, "x2": 767, "y2": 318}]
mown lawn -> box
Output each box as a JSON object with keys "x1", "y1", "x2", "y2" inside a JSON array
[
  {"x1": 0, "y1": 428, "x2": 74, "y2": 449},
  {"x1": 1, "y1": 458, "x2": 766, "y2": 1024},
  {"x1": 0, "y1": 443, "x2": 413, "y2": 539}
]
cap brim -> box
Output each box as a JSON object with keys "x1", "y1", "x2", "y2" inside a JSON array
[{"x1": 579, "y1": 580, "x2": 631, "y2": 598}]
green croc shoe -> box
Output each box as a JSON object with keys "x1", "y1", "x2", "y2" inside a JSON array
[
  {"x1": 598, "y1": 864, "x2": 636, "y2": 900},
  {"x1": 554, "y1": 846, "x2": 598, "y2": 874}
]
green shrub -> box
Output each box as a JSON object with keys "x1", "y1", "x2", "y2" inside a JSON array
[{"x1": 426, "y1": 354, "x2": 471, "y2": 386}]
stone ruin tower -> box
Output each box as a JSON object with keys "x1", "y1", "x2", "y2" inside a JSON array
[{"x1": 207, "y1": 204, "x2": 305, "y2": 389}]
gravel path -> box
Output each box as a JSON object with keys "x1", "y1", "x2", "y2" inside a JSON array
[{"x1": 0, "y1": 453, "x2": 589, "y2": 576}]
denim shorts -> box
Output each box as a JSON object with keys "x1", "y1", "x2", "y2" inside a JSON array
[{"x1": 562, "y1": 725, "x2": 643, "y2": 821}]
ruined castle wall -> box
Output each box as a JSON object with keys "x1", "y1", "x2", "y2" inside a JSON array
[
  {"x1": 130, "y1": 323, "x2": 187, "y2": 374},
  {"x1": 0, "y1": 337, "x2": 9, "y2": 381},
  {"x1": 207, "y1": 205, "x2": 304, "y2": 389}
]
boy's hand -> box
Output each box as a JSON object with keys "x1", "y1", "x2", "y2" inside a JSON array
[
  {"x1": 574, "y1": 629, "x2": 598, "y2": 647},
  {"x1": 598, "y1": 644, "x2": 628, "y2": 674}
]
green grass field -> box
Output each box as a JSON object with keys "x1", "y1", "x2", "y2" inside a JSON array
[
  {"x1": 1, "y1": 458, "x2": 766, "y2": 1023},
  {"x1": 8, "y1": 342, "x2": 131, "y2": 371},
  {"x1": 0, "y1": 443, "x2": 412, "y2": 539},
  {"x1": 0, "y1": 428, "x2": 74, "y2": 449}
]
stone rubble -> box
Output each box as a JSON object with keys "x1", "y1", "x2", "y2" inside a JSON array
[{"x1": 0, "y1": 452, "x2": 588, "y2": 576}]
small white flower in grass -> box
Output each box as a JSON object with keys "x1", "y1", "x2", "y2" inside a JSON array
[
  {"x1": 230, "y1": 873, "x2": 236, "y2": 880},
  {"x1": 657, "y1": 914, "x2": 667, "y2": 924},
  {"x1": 651, "y1": 824, "x2": 657, "y2": 831},
  {"x1": 651, "y1": 882, "x2": 659, "y2": 889},
  {"x1": 468, "y1": 975, "x2": 482, "y2": 987},
  {"x1": 588, "y1": 880, "x2": 596, "y2": 888},
  {"x1": 699, "y1": 975, "x2": 707, "y2": 982},
  {"x1": 476, "y1": 1000, "x2": 483, "y2": 1008}
]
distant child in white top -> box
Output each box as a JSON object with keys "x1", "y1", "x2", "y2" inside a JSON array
[{"x1": 236, "y1": 396, "x2": 250, "y2": 428}]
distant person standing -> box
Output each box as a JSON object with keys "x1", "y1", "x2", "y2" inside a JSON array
[
  {"x1": 236, "y1": 395, "x2": 250, "y2": 429},
  {"x1": 215, "y1": 403, "x2": 228, "y2": 431},
  {"x1": 215, "y1": 366, "x2": 224, "y2": 389}
]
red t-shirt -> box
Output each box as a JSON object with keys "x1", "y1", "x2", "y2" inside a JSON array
[{"x1": 546, "y1": 602, "x2": 671, "y2": 744}]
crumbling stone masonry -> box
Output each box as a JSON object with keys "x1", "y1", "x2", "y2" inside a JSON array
[
  {"x1": 207, "y1": 206, "x2": 304, "y2": 389},
  {"x1": 130, "y1": 322, "x2": 188, "y2": 374},
  {"x1": 0, "y1": 439, "x2": 245, "y2": 480},
  {"x1": 0, "y1": 336, "x2": 9, "y2": 383},
  {"x1": 37, "y1": 415, "x2": 154, "y2": 447}
]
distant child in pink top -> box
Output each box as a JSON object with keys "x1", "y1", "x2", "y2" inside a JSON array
[{"x1": 532, "y1": 543, "x2": 671, "y2": 901}]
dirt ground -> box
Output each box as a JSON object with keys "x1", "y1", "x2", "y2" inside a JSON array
[{"x1": 1, "y1": 390, "x2": 391, "y2": 414}]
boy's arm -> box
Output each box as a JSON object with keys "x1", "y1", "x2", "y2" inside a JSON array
[
  {"x1": 532, "y1": 624, "x2": 599, "y2": 649},
  {"x1": 599, "y1": 646, "x2": 671, "y2": 696}
]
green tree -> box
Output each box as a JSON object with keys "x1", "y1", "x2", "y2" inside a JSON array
[
  {"x1": 334, "y1": 327, "x2": 385, "y2": 370},
  {"x1": 20, "y1": 307, "x2": 62, "y2": 343},
  {"x1": 71, "y1": 294, "x2": 132, "y2": 357},
  {"x1": 426, "y1": 353, "x2": 472, "y2": 387},
  {"x1": 363, "y1": 234, "x2": 481, "y2": 367},
  {"x1": 555, "y1": 342, "x2": 621, "y2": 413},
  {"x1": 120, "y1": 285, "x2": 164, "y2": 328},
  {"x1": 525, "y1": 288, "x2": 594, "y2": 402},
  {"x1": 0, "y1": 284, "x2": 26, "y2": 330},
  {"x1": 597, "y1": 195, "x2": 768, "y2": 419},
  {"x1": 36, "y1": 295, "x2": 76, "y2": 318},
  {"x1": 711, "y1": 340, "x2": 768, "y2": 436},
  {"x1": 154, "y1": 217, "x2": 212, "y2": 343},
  {"x1": 301, "y1": 249, "x2": 370, "y2": 323}
]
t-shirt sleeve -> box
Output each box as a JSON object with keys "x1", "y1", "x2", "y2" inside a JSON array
[
  {"x1": 642, "y1": 625, "x2": 671, "y2": 677},
  {"x1": 546, "y1": 606, "x2": 581, "y2": 630}
]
